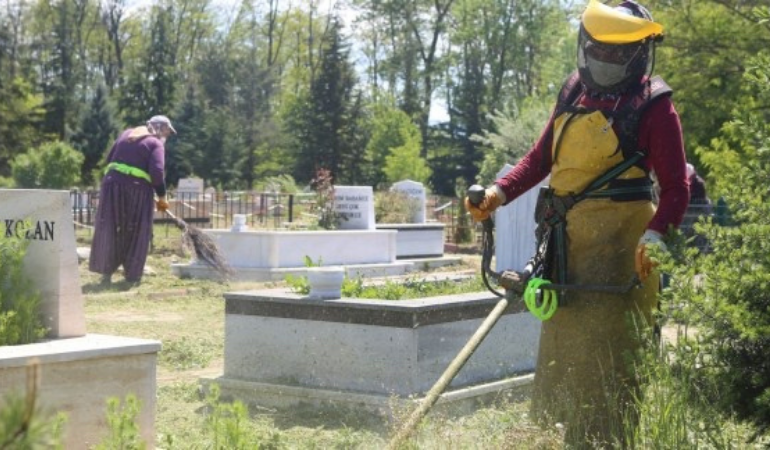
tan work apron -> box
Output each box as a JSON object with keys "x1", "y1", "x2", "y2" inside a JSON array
[{"x1": 531, "y1": 110, "x2": 659, "y2": 447}]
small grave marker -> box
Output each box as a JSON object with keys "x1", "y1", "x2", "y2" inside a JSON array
[{"x1": 392, "y1": 179, "x2": 427, "y2": 223}]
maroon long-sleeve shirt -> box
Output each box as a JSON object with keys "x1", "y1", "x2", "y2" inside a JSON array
[{"x1": 496, "y1": 84, "x2": 689, "y2": 235}]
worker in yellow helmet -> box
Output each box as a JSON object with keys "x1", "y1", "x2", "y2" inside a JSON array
[{"x1": 466, "y1": 1, "x2": 689, "y2": 446}]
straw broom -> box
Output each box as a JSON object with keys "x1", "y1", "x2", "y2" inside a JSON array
[{"x1": 163, "y1": 209, "x2": 233, "y2": 279}]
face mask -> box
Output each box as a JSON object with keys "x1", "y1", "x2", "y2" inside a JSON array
[
  {"x1": 585, "y1": 57, "x2": 632, "y2": 87},
  {"x1": 581, "y1": 42, "x2": 641, "y2": 87}
]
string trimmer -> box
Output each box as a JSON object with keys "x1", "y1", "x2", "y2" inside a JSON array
[
  {"x1": 162, "y1": 209, "x2": 232, "y2": 279},
  {"x1": 387, "y1": 184, "x2": 640, "y2": 448}
]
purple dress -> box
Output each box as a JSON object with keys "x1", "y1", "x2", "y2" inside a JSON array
[{"x1": 89, "y1": 128, "x2": 167, "y2": 282}]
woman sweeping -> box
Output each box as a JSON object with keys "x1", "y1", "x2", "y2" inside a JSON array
[{"x1": 89, "y1": 115, "x2": 175, "y2": 287}]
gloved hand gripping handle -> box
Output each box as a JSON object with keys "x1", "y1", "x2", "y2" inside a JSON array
[{"x1": 467, "y1": 185, "x2": 505, "y2": 297}]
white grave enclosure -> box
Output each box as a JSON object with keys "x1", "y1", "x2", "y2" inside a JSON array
[
  {"x1": 494, "y1": 165, "x2": 544, "y2": 272},
  {"x1": 172, "y1": 228, "x2": 413, "y2": 281},
  {"x1": 0, "y1": 189, "x2": 160, "y2": 449}
]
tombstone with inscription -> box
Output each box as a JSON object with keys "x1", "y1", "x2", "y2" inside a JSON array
[
  {"x1": 494, "y1": 165, "x2": 545, "y2": 272},
  {"x1": 333, "y1": 185, "x2": 376, "y2": 230},
  {"x1": 176, "y1": 177, "x2": 204, "y2": 200},
  {"x1": 171, "y1": 177, "x2": 210, "y2": 223},
  {"x1": 0, "y1": 189, "x2": 160, "y2": 448},
  {"x1": 1, "y1": 190, "x2": 85, "y2": 338},
  {"x1": 391, "y1": 179, "x2": 427, "y2": 224}
]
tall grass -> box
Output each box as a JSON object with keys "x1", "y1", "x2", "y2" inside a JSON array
[{"x1": 620, "y1": 324, "x2": 759, "y2": 448}]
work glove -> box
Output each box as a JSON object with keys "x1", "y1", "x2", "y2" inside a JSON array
[
  {"x1": 464, "y1": 186, "x2": 505, "y2": 222},
  {"x1": 635, "y1": 229, "x2": 666, "y2": 282},
  {"x1": 499, "y1": 269, "x2": 532, "y2": 296},
  {"x1": 156, "y1": 196, "x2": 170, "y2": 212}
]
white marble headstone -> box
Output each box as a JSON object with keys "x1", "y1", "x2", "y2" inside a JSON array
[
  {"x1": 177, "y1": 177, "x2": 204, "y2": 199},
  {"x1": 391, "y1": 179, "x2": 427, "y2": 223},
  {"x1": 333, "y1": 186, "x2": 375, "y2": 230},
  {"x1": 494, "y1": 165, "x2": 545, "y2": 272},
  {"x1": 0, "y1": 189, "x2": 86, "y2": 338}
]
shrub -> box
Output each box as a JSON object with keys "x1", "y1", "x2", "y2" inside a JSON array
[
  {"x1": 94, "y1": 395, "x2": 145, "y2": 450},
  {"x1": 374, "y1": 190, "x2": 421, "y2": 224},
  {"x1": 11, "y1": 141, "x2": 83, "y2": 189},
  {"x1": 0, "y1": 226, "x2": 47, "y2": 345},
  {"x1": 0, "y1": 364, "x2": 66, "y2": 449},
  {"x1": 309, "y1": 168, "x2": 344, "y2": 230},
  {"x1": 664, "y1": 51, "x2": 770, "y2": 428}
]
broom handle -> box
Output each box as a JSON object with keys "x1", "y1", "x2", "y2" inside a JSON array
[
  {"x1": 159, "y1": 207, "x2": 188, "y2": 230},
  {"x1": 387, "y1": 296, "x2": 510, "y2": 449}
]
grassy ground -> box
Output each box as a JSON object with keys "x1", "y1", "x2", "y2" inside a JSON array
[
  {"x1": 76, "y1": 226, "x2": 769, "y2": 449},
  {"x1": 77, "y1": 226, "x2": 564, "y2": 449}
]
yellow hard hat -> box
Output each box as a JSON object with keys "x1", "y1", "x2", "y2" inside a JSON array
[{"x1": 582, "y1": 0, "x2": 663, "y2": 44}]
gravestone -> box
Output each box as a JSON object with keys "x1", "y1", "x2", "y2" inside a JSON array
[
  {"x1": 0, "y1": 189, "x2": 85, "y2": 338},
  {"x1": 176, "y1": 177, "x2": 204, "y2": 200},
  {"x1": 333, "y1": 186, "x2": 376, "y2": 230},
  {"x1": 494, "y1": 165, "x2": 545, "y2": 272},
  {"x1": 391, "y1": 179, "x2": 427, "y2": 223},
  {"x1": 0, "y1": 189, "x2": 161, "y2": 448}
]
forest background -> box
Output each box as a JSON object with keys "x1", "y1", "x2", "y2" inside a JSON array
[{"x1": 1, "y1": 0, "x2": 767, "y2": 198}]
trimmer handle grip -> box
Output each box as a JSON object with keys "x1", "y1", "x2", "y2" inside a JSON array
[{"x1": 467, "y1": 184, "x2": 486, "y2": 206}]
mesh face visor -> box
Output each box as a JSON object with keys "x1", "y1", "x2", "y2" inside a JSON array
[{"x1": 578, "y1": 27, "x2": 648, "y2": 92}]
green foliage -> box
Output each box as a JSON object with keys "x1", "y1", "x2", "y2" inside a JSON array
[
  {"x1": 284, "y1": 256, "x2": 323, "y2": 294},
  {"x1": 662, "y1": 51, "x2": 770, "y2": 428},
  {"x1": 309, "y1": 168, "x2": 344, "y2": 230},
  {"x1": 0, "y1": 370, "x2": 66, "y2": 449},
  {"x1": 0, "y1": 77, "x2": 46, "y2": 178},
  {"x1": 384, "y1": 139, "x2": 431, "y2": 186},
  {"x1": 287, "y1": 266, "x2": 486, "y2": 300},
  {"x1": 653, "y1": 1, "x2": 770, "y2": 168},
  {"x1": 367, "y1": 103, "x2": 428, "y2": 186},
  {"x1": 256, "y1": 174, "x2": 300, "y2": 194},
  {"x1": 341, "y1": 275, "x2": 486, "y2": 300},
  {"x1": 94, "y1": 395, "x2": 145, "y2": 450},
  {"x1": 202, "y1": 384, "x2": 284, "y2": 449},
  {"x1": 286, "y1": 17, "x2": 363, "y2": 185},
  {"x1": 118, "y1": 5, "x2": 177, "y2": 126},
  {"x1": 71, "y1": 84, "x2": 119, "y2": 187},
  {"x1": 0, "y1": 228, "x2": 47, "y2": 346},
  {"x1": 473, "y1": 96, "x2": 552, "y2": 183},
  {"x1": 620, "y1": 327, "x2": 756, "y2": 448},
  {"x1": 11, "y1": 141, "x2": 83, "y2": 189},
  {"x1": 374, "y1": 190, "x2": 421, "y2": 224}
]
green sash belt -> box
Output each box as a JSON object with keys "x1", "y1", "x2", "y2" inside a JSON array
[{"x1": 106, "y1": 162, "x2": 151, "y2": 182}]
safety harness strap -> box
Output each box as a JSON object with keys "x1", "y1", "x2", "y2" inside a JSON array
[{"x1": 535, "y1": 151, "x2": 649, "y2": 296}]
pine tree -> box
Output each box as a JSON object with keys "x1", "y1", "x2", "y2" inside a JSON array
[
  {"x1": 165, "y1": 83, "x2": 205, "y2": 187},
  {"x1": 71, "y1": 84, "x2": 119, "y2": 187},
  {"x1": 118, "y1": 4, "x2": 177, "y2": 124},
  {"x1": 293, "y1": 16, "x2": 359, "y2": 184},
  {"x1": 39, "y1": 0, "x2": 80, "y2": 140}
]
